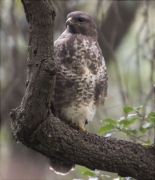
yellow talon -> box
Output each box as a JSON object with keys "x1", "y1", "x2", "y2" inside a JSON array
[
  {"x1": 69, "y1": 122, "x2": 86, "y2": 131},
  {"x1": 77, "y1": 124, "x2": 86, "y2": 132}
]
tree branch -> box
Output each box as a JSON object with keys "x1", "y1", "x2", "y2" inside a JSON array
[{"x1": 10, "y1": 1, "x2": 155, "y2": 180}]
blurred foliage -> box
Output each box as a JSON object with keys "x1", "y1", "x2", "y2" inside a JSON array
[
  {"x1": 81, "y1": 103, "x2": 154, "y2": 179},
  {"x1": 1, "y1": 0, "x2": 155, "y2": 180},
  {"x1": 99, "y1": 104, "x2": 154, "y2": 144}
]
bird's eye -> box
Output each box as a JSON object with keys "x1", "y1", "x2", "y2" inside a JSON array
[{"x1": 78, "y1": 18, "x2": 84, "y2": 22}]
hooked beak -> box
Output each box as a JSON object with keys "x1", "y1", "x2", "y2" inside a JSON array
[{"x1": 66, "y1": 17, "x2": 73, "y2": 27}]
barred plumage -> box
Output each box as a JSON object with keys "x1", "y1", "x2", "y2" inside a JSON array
[{"x1": 50, "y1": 11, "x2": 108, "y2": 175}]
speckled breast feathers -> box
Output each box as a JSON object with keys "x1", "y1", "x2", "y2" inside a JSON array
[{"x1": 52, "y1": 11, "x2": 108, "y2": 130}]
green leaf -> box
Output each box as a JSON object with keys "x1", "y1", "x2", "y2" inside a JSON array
[
  {"x1": 82, "y1": 170, "x2": 95, "y2": 176},
  {"x1": 140, "y1": 127, "x2": 147, "y2": 133},
  {"x1": 122, "y1": 128, "x2": 132, "y2": 135},
  {"x1": 102, "y1": 118, "x2": 117, "y2": 125},
  {"x1": 130, "y1": 129, "x2": 137, "y2": 134},
  {"x1": 129, "y1": 117, "x2": 137, "y2": 124},
  {"x1": 147, "y1": 111, "x2": 155, "y2": 123},
  {"x1": 123, "y1": 106, "x2": 134, "y2": 113},
  {"x1": 142, "y1": 122, "x2": 153, "y2": 129},
  {"x1": 143, "y1": 139, "x2": 152, "y2": 146},
  {"x1": 98, "y1": 124, "x2": 115, "y2": 134},
  {"x1": 122, "y1": 128, "x2": 137, "y2": 135},
  {"x1": 119, "y1": 118, "x2": 137, "y2": 128},
  {"x1": 119, "y1": 119, "x2": 130, "y2": 127},
  {"x1": 136, "y1": 105, "x2": 143, "y2": 111}
]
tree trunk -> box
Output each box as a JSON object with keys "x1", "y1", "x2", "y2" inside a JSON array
[{"x1": 10, "y1": 1, "x2": 155, "y2": 180}]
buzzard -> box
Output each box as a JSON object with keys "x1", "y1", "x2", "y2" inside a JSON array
[{"x1": 50, "y1": 11, "x2": 108, "y2": 175}]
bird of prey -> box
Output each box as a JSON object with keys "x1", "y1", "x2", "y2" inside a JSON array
[{"x1": 50, "y1": 11, "x2": 108, "y2": 175}]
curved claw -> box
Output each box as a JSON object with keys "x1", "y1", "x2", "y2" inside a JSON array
[
  {"x1": 69, "y1": 122, "x2": 86, "y2": 131},
  {"x1": 77, "y1": 124, "x2": 86, "y2": 132}
]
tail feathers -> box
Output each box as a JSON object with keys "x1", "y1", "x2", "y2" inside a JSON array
[{"x1": 49, "y1": 158, "x2": 75, "y2": 175}]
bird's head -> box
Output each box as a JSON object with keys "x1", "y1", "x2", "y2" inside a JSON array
[{"x1": 66, "y1": 11, "x2": 97, "y2": 38}]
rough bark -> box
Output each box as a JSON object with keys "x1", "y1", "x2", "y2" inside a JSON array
[{"x1": 10, "y1": 1, "x2": 155, "y2": 180}]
